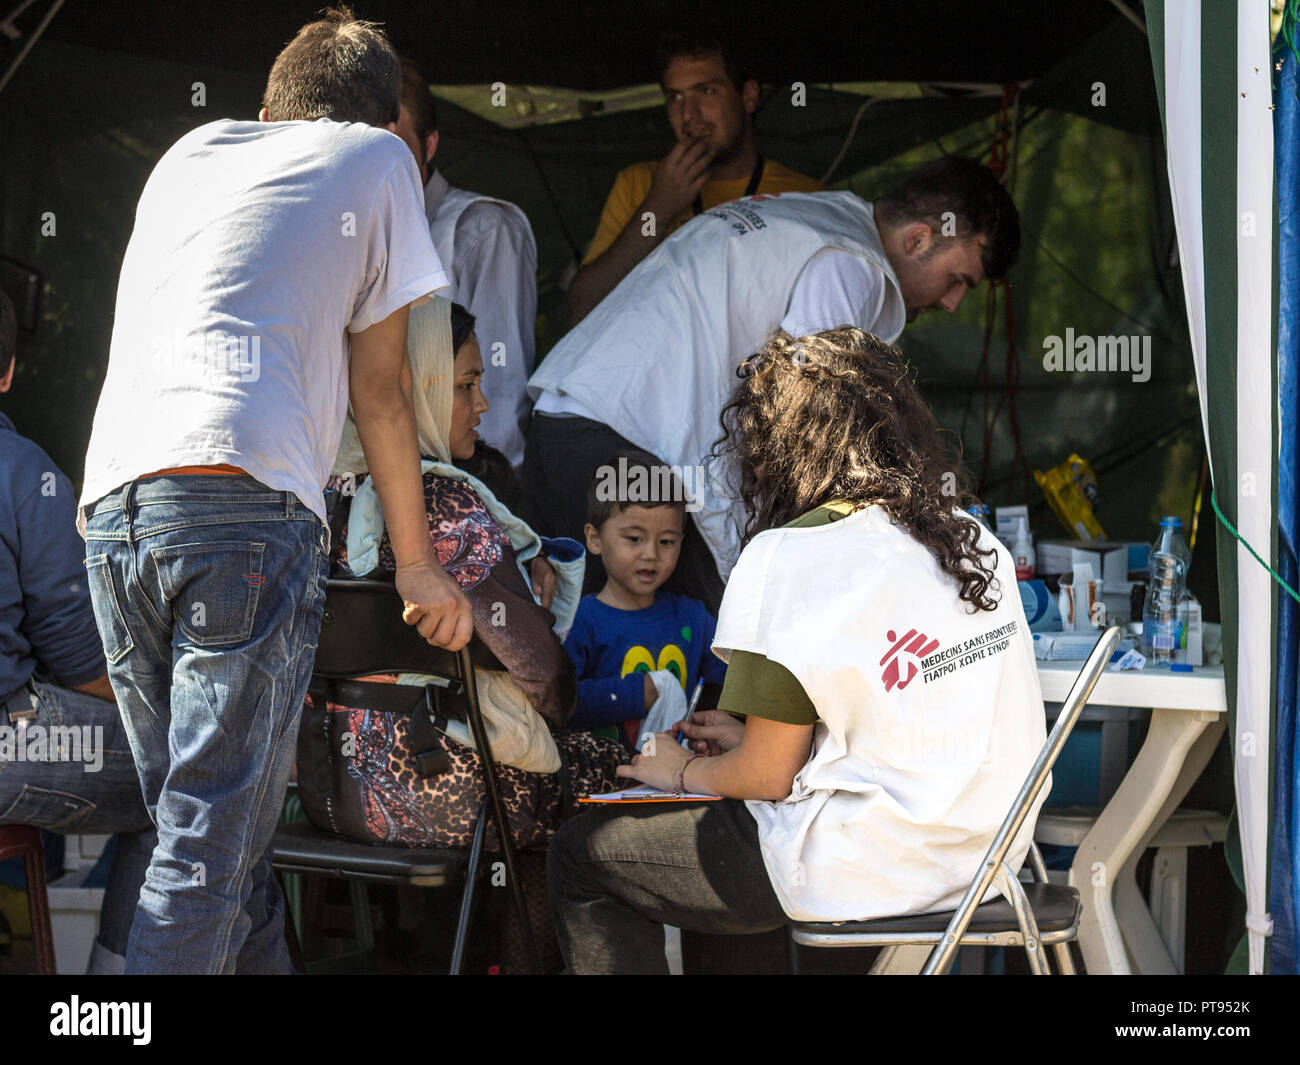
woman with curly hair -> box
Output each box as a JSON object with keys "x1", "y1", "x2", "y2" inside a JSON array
[{"x1": 547, "y1": 326, "x2": 1048, "y2": 974}]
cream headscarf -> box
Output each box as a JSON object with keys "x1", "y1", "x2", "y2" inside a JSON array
[{"x1": 332, "y1": 296, "x2": 456, "y2": 475}]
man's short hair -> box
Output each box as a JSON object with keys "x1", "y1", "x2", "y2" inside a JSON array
[
  {"x1": 261, "y1": 6, "x2": 401, "y2": 127},
  {"x1": 0, "y1": 289, "x2": 16, "y2": 380},
  {"x1": 657, "y1": 26, "x2": 757, "y2": 92},
  {"x1": 587, "y1": 451, "x2": 687, "y2": 529},
  {"x1": 874, "y1": 156, "x2": 1022, "y2": 281},
  {"x1": 399, "y1": 57, "x2": 439, "y2": 145}
]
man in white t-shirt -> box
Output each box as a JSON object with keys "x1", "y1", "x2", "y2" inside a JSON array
[
  {"x1": 78, "y1": 11, "x2": 468, "y2": 974},
  {"x1": 524, "y1": 157, "x2": 1020, "y2": 610},
  {"x1": 393, "y1": 58, "x2": 538, "y2": 473}
]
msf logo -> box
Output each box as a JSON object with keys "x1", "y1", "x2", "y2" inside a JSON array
[{"x1": 880, "y1": 629, "x2": 940, "y2": 692}]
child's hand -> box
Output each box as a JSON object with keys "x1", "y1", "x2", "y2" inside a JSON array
[
  {"x1": 528, "y1": 555, "x2": 557, "y2": 610},
  {"x1": 677, "y1": 709, "x2": 744, "y2": 756}
]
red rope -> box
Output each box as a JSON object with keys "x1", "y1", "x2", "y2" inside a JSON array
[
  {"x1": 975, "y1": 84, "x2": 1030, "y2": 504},
  {"x1": 985, "y1": 84, "x2": 1016, "y2": 182},
  {"x1": 977, "y1": 285, "x2": 996, "y2": 496},
  {"x1": 1002, "y1": 279, "x2": 1031, "y2": 501}
]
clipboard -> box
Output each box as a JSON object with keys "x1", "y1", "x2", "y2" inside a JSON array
[{"x1": 579, "y1": 784, "x2": 721, "y2": 804}]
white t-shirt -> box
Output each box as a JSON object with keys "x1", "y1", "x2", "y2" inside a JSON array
[
  {"x1": 714, "y1": 506, "x2": 1048, "y2": 922},
  {"x1": 778, "y1": 248, "x2": 891, "y2": 338},
  {"x1": 78, "y1": 118, "x2": 448, "y2": 533}
]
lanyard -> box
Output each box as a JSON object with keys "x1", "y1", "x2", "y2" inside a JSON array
[{"x1": 692, "y1": 155, "x2": 766, "y2": 217}]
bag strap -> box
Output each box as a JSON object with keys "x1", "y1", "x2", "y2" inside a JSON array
[
  {"x1": 303, "y1": 678, "x2": 338, "y2": 812},
  {"x1": 323, "y1": 487, "x2": 353, "y2": 577},
  {"x1": 407, "y1": 683, "x2": 465, "y2": 779}
]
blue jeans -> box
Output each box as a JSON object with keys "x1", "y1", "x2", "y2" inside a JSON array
[
  {"x1": 83, "y1": 474, "x2": 329, "y2": 974},
  {"x1": 0, "y1": 676, "x2": 155, "y2": 965}
]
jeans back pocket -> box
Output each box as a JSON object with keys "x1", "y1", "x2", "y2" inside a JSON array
[
  {"x1": 150, "y1": 540, "x2": 265, "y2": 647},
  {"x1": 85, "y1": 554, "x2": 136, "y2": 664}
]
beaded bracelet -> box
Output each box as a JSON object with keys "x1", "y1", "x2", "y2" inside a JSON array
[{"x1": 676, "y1": 754, "x2": 702, "y2": 797}]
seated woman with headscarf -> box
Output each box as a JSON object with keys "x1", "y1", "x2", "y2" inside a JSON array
[{"x1": 296, "y1": 298, "x2": 624, "y2": 855}]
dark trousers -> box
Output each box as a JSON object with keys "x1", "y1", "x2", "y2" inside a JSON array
[
  {"x1": 522, "y1": 413, "x2": 725, "y2": 613},
  {"x1": 546, "y1": 800, "x2": 788, "y2": 974}
]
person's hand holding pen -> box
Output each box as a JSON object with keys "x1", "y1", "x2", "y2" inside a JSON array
[
  {"x1": 619, "y1": 681, "x2": 711, "y2": 791},
  {"x1": 676, "y1": 709, "x2": 745, "y2": 757}
]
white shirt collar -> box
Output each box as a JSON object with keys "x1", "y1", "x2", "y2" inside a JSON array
[{"x1": 423, "y1": 168, "x2": 450, "y2": 225}]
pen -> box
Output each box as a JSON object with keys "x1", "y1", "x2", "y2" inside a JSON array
[
  {"x1": 675, "y1": 681, "x2": 705, "y2": 752},
  {"x1": 688, "y1": 679, "x2": 704, "y2": 714}
]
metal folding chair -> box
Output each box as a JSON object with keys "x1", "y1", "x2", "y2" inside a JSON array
[
  {"x1": 271, "y1": 578, "x2": 540, "y2": 974},
  {"x1": 790, "y1": 625, "x2": 1123, "y2": 975}
]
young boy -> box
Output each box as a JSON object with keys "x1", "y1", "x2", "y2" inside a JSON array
[{"x1": 564, "y1": 453, "x2": 727, "y2": 748}]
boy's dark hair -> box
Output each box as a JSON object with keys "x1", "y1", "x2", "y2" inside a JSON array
[
  {"x1": 399, "y1": 57, "x2": 439, "y2": 143},
  {"x1": 0, "y1": 290, "x2": 15, "y2": 381},
  {"x1": 586, "y1": 450, "x2": 687, "y2": 529},
  {"x1": 449, "y1": 301, "x2": 475, "y2": 354},
  {"x1": 261, "y1": 6, "x2": 401, "y2": 126},
  {"x1": 874, "y1": 156, "x2": 1021, "y2": 281},
  {"x1": 657, "y1": 26, "x2": 757, "y2": 92}
]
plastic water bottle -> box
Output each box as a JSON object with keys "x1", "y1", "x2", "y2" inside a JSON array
[
  {"x1": 1142, "y1": 516, "x2": 1191, "y2": 665},
  {"x1": 968, "y1": 504, "x2": 991, "y2": 527}
]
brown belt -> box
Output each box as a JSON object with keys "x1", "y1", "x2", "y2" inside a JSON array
[{"x1": 138, "y1": 464, "x2": 247, "y2": 478}]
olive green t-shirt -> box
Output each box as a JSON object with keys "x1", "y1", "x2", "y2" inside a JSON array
[{"x1": 715, "y1": 501, "x2": 859, "y2": 726}]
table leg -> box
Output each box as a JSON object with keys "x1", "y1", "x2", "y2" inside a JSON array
[
  {"x1": 1068, "y1": 707, "x2": 1222, "y2": 974},
  {"x1": 868, "y1": 945, "x2": 932, "y2": 974},
  {"x1": 1112, "y1": 714, "x2": 1226, "y2": 974}
]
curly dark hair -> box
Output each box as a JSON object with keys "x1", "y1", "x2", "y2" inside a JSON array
[{"x1": 715, "y1": 327, "x2": 1001, "y2": 612}]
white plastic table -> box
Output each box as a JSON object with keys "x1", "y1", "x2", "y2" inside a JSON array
[{"x1": 1035, "y1": 660, "x2": 1228, "y2": 975}]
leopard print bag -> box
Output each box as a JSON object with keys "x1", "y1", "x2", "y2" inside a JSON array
[{"x1": 295, "y1": 677, "x2": 626, "y2": 852}]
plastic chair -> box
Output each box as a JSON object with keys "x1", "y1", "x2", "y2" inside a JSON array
[
  {"x1": 0, "y1": 825, "x2": 57, "y2": 974},
  {"x1": 790, "y1": 625, "x2": 1123, "y2": 975},
  {"x1": 271, "y1": 578, "x2": 539, "y2": 974}
]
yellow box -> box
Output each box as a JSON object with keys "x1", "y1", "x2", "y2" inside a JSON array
[{"x1": 1033, "y1": 453, "x2": 1107, "y2": 541}]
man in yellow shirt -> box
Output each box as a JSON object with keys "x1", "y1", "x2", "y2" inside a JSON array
[{"x1": 567, "y1": 28, "x2": 822, "y2": 325}]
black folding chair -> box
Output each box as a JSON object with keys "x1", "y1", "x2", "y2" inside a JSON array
[
  {"x1": 790, "y1": 626, "x2": 1123, "y2": 975},
  {"x1": 272, "y1": 578, "x2": 539, "y2": 974}
]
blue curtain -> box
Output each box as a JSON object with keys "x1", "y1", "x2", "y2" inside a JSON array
[{"x1": 1272, "y1": 45, "x2": 1300, "y2": 975}]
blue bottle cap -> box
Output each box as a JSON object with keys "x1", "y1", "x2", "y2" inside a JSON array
[
  {"x1": 1170, "y1": 663, "x2": 1194, "y2": 672},
  {"x1": 1160, "y1": 516, "x2": 1183, "y2": 527}
]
